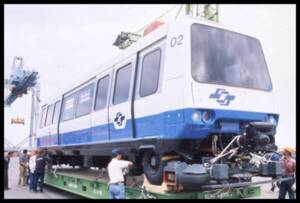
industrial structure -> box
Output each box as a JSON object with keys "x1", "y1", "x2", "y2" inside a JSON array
[{"x1": 4, "y1": 56, "x2": 40, "y2": 150}]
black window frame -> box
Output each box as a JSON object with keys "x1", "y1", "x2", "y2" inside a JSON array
[
  {"x1": 94, "y1": 75, "x2": 110, "y2": 111},
  {"x1": 139, "y1": 48, "x2": 162, "y2": 98},
  {"x1": 75, "y1": 83, "x2": 95, "y2": 118},
  {"x1": 113, "y1": 63, "x2": 132, "y2": 105},
  {"x1": 61, "y1": 92, "x2": 78, "y2": 122},
  {"x1": 52, "y1": 100, "x2": 61, "y2": 124}
]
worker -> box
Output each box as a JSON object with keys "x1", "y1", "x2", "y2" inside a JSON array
[
  {"x1": 35, "y1": 149, "x2": 51, "y2": 192},
  {"x1": 278, "y1": 147, "x2": 296, "y2": 199},
  {"x1": 270, "y1": 150, "x2": 282, "y2": 192},
  {"x1": 4, "y1": 151, "x2": 12, "y2": 190},
  {"x1": 29, "y1": 150, "x2": 37, "y2": 192},
  {"x1": 26, "y1": 151, "x2": 31, "y2": 185},
  {"x1": 107, "y1": 149, "x2": 133, "y2": 199},
  {"x1": 18, "y1": 149, "x2": 29, "y2": 186}
]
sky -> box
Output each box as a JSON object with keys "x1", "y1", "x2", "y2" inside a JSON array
[{"x1": 4, "y1": 4, "x2": 296, "y2": 149}]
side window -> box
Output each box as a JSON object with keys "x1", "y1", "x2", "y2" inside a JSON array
[
  {"x1": 61, "y1": 93, "x2": 77, "y2": 121},
  {"x1": 40, "y1": 106, "x2": 47, "y2": 128},
  {"x1": 45, "y1": 104, "x2": 54, "y2": 126},
  {"x1": 113, "y1": 63, "x2": 132, "y2": 105},
  {"x1": 52, "y1": 100, "x2": 61, "y2": 124},
  {"x1": 75, "y1": 83, "x2": 94, "y2": 117},
  {"x1": 140, "y1": 49, "x2": 161, "y2": 97},
  {"x1": 94, "y1": 75, "x2": 109, "y2": 111}
]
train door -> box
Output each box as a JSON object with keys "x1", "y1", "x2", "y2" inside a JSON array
[
  {"x1": 134, "y1": 38, "x2": 166, "y2": 138},
  {"x1": 37, "y1": 105, "x2": 49, "y2": 147},
  {"x1": 108, "y1": 55, "x2": 137, "y2": 141},
  {"x1": 90, "y1": 69, "x2": 112, "y2": 142},
  {"x1": 49, "y1": 99, "x2": 61, "y2": 146}
]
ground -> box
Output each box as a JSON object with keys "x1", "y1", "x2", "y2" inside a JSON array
[{"x1": 4, "y1": 157, "x2": 82, "y2": 199}]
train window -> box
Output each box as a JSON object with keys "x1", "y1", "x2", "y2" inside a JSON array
[
  {"x1": 52, "y1": 100, "x2": 61, "y2": 124},
  {"x1": 113, "y1": 63, "x2": 132, "y2": 105},
  {"x1": 140, "y1": 48, "x2": 161, "y2": 97},
  {"x1": 191, "y1": 23, "x2": 272, "y2": 91},
  {"x1": 94, "y1": 75, "x2": 109, "y2": 111},
  {"x1": 45, "y1": 104, "x2": 54, "y2": 126},
  {"x1": 39, "y1": 106, "x2": 47, "y2": 128},
  {"x1": 61, "y1": 92, "x2": 77, "y2": 121},
  {"x1": 75, "y1": 83, "x2": 94, "y2": 117}
]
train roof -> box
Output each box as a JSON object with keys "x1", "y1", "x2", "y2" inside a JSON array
[{"x1": 41, "y1": 16, "x2": 257, "y2": 106}]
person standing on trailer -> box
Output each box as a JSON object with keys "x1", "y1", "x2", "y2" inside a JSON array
[
  {"x1": 18, "y1": 149, "x2": 29, "y2": 186},
  {"x1": 107, "y1": 149, "x2": 133, "y2": 199},
  {"x1": 35, "y1": 149, "x2": 51, "y2": 192},
  {"x1": 29, "y1": 150, "x2": 37, "y2": 192},
  {"x1": 278, "y1": 147, "x2": 296, "y2": 199},
  {"x1": 4, "y1": 151, "x2": 12, "y2": 190}
]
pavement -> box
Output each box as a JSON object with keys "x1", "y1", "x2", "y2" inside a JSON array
[
  {"x1": 4, "y1": 157, "x2": 82, "y2": 199},
  {"x1": 4, "y1": 157, "x2": 285, "y2": 199}
]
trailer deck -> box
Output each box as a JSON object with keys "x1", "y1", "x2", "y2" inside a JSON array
[{"x1": 44, "y1": 168, "x2": 261, "y2": 199}]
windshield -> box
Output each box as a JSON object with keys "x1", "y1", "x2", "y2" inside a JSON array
[{"x1": 191, "y1": 23, "x2": 272, "y2": 91}]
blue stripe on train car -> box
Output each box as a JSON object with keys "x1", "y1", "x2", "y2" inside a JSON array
[{"x1": 36, "y1": 108, "x2": 279, "y2": 147}]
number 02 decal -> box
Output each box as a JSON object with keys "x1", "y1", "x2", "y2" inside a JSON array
[{"x1": 170, "y1": 34, "x2": 184, "y2": 47}]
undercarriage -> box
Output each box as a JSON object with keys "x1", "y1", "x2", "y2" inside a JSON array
[{"x1": 44, "y1": 121, "x2": 285, "y2": 190}]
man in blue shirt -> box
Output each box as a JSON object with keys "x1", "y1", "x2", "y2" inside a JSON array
[
  {"x1": 19, "y1": 149, "x2": 29, "y2": 186},
  {"x1": 270, "y1": 151, "x2": 282, "y2": 192},
  {"x1": 35, "y1": 149, "x2": 51, "y2": 192}
]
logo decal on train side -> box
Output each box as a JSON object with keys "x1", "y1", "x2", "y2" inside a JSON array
[
  {"x1": 209, "y1": 88, "x2": 236, "y2": 106},
  {"x1": 113, "y1": 112, "x2": 126, "y2": 129}
]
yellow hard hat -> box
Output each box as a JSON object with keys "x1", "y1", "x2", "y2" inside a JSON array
[{"x1": 281, "y1": 146, "x2": 295, "y2": 154}]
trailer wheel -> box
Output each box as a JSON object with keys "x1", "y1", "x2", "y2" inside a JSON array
[{"x1": 142, "y1": 151, "x2": 166, "y2": 185}]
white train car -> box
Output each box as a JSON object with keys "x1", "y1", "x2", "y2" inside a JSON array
[{"x1": 37, "y1": 16, "x2": 280, "y2": 186}]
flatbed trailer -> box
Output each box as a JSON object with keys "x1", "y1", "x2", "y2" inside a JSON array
[{"x1": 44, "y1": 168, "x2": 261, "y2": 199}]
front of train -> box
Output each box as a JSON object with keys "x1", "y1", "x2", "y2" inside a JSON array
[{"x1": 162, "y1": 21, "x2": 285, "y2": 192}]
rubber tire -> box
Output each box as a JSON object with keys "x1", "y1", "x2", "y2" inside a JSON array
[{"x1": 142, "y1": 151, "x2": 166, "y2": 185}]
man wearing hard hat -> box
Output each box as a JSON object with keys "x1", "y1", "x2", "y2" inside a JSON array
[{"x1": 278, "y1": 146, "x2": 296, "y2": 199}]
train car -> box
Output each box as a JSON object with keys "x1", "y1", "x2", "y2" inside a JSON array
[{"x1": 36, "y1": 16, "x2": 280, "y2": 187}]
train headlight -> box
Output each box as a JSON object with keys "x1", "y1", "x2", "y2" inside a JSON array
[
  {"x1": 192, "y1": 111, "x2": 202, "y2": 123},
  {"x1": 268, "y1": 115, "x2": 277, "y2": 125}
]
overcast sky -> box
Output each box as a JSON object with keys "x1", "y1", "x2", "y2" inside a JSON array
[{"x1": 4, "y1": 4, "x2": 295, "y2": 149}]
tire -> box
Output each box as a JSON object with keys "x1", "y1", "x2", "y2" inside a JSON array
[{"x1": 142, "y1": 151, "x2": 166, "y2": 185}]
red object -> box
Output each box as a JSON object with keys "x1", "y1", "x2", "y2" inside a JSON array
[{"x1": 143, "y1": 21, "x2": 164, "y2": 36}]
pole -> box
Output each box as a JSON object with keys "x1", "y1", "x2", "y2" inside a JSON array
[
  {"x1": 185, "y1": 4, "x2": 192, "y2": 15},
  {"x1": 33, "y1": 83, "x2": 41, "y2": 148},
  {"x1": 29, "y1": 87, "x2": 35, "y2": 148}
]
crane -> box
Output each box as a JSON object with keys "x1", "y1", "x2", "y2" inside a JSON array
[
  {"x1": 4, "y1": 57, "x2": 38, "y2": 106},
  {"x1": 4, "y1": 56, "x2": 40, "y2": 148}
]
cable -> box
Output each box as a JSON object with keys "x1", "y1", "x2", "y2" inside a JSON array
[{"x1": 175, "y1": 4, "x2": 184, "y2": 19}]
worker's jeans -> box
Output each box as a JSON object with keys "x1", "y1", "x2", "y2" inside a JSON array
[
  {"x1": 29, "y1": 172, "x2": 37, "y2": 191},
  {"x1": 4, "y1": 169, "x2": 8, "y2": 189},
  {"x1": 109, "y1": 183, "x2": 125, "y2": 199},
  {"x1": 35, "y1": 171, "x2": 45, "y2": 192},
  {"x1": 278, "y1": 177, "x2": 295, "y2": 199}
]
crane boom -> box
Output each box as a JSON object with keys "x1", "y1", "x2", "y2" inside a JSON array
[{"x1": 4, "y1": 57, "x2": 38, "y2": 106}]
